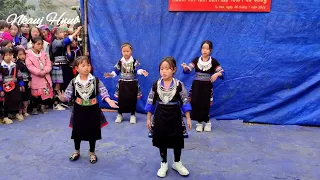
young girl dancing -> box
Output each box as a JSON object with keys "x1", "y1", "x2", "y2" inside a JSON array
[
  {"x1": 58, "y1": 56, "x2": 118, "y2": 164},
  {"x1": 145, "y1": 56, "x2": 192, "y2": 178},
  {"x1": 104, "y1": 43, "x2": 148, "y2": 124},
  {"x1": 181, "y1": 40, "x2": 224, "y2": 132}
]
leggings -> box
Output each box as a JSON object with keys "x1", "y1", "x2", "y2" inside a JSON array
[
  {"x1": 32, "y1": 97, "x2": 51, "y2": 109},
  {"x1": 159, "y1": 148, "x2": 182, "y2": 163},
  {"x1": 118, "y1": 110, "x2": 135, "y2": 116},
  {"x1": 74, "y1": 139, "x2": 96, "y2": 152}
]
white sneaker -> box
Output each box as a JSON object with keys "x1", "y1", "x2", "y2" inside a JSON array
[
  {"x1": 24, "y1": 113, "x2": 30, "y2": 117},
  {"x1": 129, "y1": 115, "x2": 136, "y2": 124},
  {"x1": 172, "y1": 161, "x2": 189, "y2": 176},
  {"x1": 157, "y1": 162, "x2": 168, "y2": 178},
  {"x1": 3, "y1": 117, "x2": 13, "y2": 124},
  {"x1": 115, "y1": 114, "x2": 123, "y2": 123},
  {"x1": 196, "y1": 123, "x2": 203, "y2": 132},
  {"x1": 16, "y1": 113, "x2": 24, "y2": 121},
  {"x1": 53, "y1": 104, "x2": 66, "y2": 110},
  {"x1": 204, "y1": 122, "x2": 212, "y2": 132}
]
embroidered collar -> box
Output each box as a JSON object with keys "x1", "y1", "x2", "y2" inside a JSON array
[
  {"x1": 74, "y1": 73, "x2": 96, "y2": 100},
  {"x1": 120, "y1": 56, "x2": 134, "y2": 64},
  {"x1": 199, "y1": 56, "x2": 212, "y2": 65},
  {"x1": 75, "y1": 73, "x2": 95, "y2": 85},
  {"x1": 1, "y1": 60, "x2": 15, "y2": 68},
  {"x1": 160, "y1": 78, "x2": 179, "y2": 88},
  {"x1": 197, "y1": 56, "x2": 212, "y2": 71},
  {"x1": 157, "y1": 78, "x2": 178, "y2": 104}
]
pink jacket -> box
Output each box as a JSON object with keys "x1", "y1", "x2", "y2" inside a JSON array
[
  {"x1": 26, "y1": 49, "x2": 52, "y2": 89},
  {"x1": 0, "y1": 31, "x2": 13, "y2": 43}
]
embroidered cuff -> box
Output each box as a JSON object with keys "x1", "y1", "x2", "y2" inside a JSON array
[
  {"x1": 183, "y1": 68, "x2": 191, "y2": 74},
  {"x1": 111, "y1": 71, "x2": 117, "y2": 78},
  {"x1": 181, "y1": 104, "x2": 192, "y2": 113},
  {"x1": 19, "y1": 81, "x2": 24, "y2": 87},
  {"x1": 64, "y1": 89, "x2": 73, "y2": 102},
  {"x1": 63, "y1": 95, "x2": 70, "y2": 102},
  {"x1": 66, "y1": 53, "x2": 72, "y2": 59},
  {"x1": 145, "y1": 104, "x2": 155, "y2": 114},
  {"x1": 101, "y1": 95, "x2": 110, "y2": 101},
  {"x1": 63, "y1": 36, "x2": 72, "y2": 45},
  {"x1": 68, "y1": 35, "x2": 74, "y2": 42},
  {"x1": 137, "y1": 69, "x2": 144, "y2": 75}
]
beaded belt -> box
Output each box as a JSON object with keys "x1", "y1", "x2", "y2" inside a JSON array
[
  {"x1": 53, "y1": 56, "x2": 68, "y2": 65},
  {"x1": 21, "y1": 72, "x2": 29, "y2": 81},
  {"x1": 194, "y1": 72, "x2": 211, "y2": 81},
  {"x1": 75, "y1": 97, "x2": 98, "y2": 106},
  {"x1": 157, "y1": 101, "x2": 179, "y2": 105},
  {"x1": 3, "y1": 76, "x2": 17, "y2": 83},
  {"x1": 120, "y1": 73, "x2": 136, "y2": 80},
  {"x1": 119, "y1": 79, "x2": 137, "y2": 82}
]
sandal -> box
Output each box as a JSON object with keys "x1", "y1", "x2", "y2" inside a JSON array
[
  {"x1": 69, "y1": 151, "x2": 80, "y2": 161},
  {"x1": 89, "y1": 153, "x2": 98, "y2": 164}
]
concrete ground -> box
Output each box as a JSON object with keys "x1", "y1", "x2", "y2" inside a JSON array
[{"x1": 0, "y1": 110, "x2": 319, "y2": 180}]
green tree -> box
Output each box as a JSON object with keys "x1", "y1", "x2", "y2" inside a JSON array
[
  {"x1": 39, "y1": 0, "x2": 57, "y2": 12},
  {"x1": 0, "y1": 0, "x2": 35, "y2": 20}
]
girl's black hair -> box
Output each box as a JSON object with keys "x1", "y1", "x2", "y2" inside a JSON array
[
  {"x1": 0, "y1": 40, "x2": 12, "y2": 48},
  {"x1": 55, "y1": 27, "x2": 66, "y2": 35},
  {"x1": 19, "y1": 23, "x2": 29, "y2": 29},
  {"x1": 9, "y1": 23, "x2": 19, "y2": 30},
  {"x1": 201, "y1": 40, "x2": 213, "y2": 51},
  {"x1": 28, "y1": 26, "x2": 44, "y2": 41},
  {"x1": 121, "y1": 42, "x2": 133, "y2": 50},
  {"x1": 73, "y1": 22, "x2": 81, "y2": 31},
  {"x1": 14, "y1": 47, "x2": 26, "y2": 56},
  {"x1": 0, "y1": 20, "x2": 9, "y2": 30},
  {"x1": 0, "y1": 47, "x2": 13, "y2": 56},
  {"x1": 159, "y1": 56, "x2": 177, "y2": 72},
  {"x1": 73, "y1": 56, "x2": 91, "y2": 67},
  {"x1": 48, "y1": 28, "x2": 59, "y2": 62},
  {"x1": 31, "y1": 36, "x2": 44, "y2": 44}
]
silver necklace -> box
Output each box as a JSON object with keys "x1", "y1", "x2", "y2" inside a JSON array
[
  {"x1": 75, "y1": 79, "x2": 95, "y2": 100},
  {"x1": 157, "y1": 78, "x2": 177, "y2": 104},
  {"x1": 197, "y1": 56, "x2": 212, "y2": 71}
]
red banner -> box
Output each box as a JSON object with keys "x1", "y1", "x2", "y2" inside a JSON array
[{"x1": 169, "y1": 0, "x2": 271, "y2": 12}]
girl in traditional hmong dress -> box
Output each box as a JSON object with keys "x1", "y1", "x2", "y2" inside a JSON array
[
  {"x1": 0, "y1": 47, "x2": 25, "y2": 123},
  {"x1": 15, "y1": 48, "x2": 32, "y2": 117},
  {"x1": 145, "y1": 57, "x2": 192, "y2": 178},
  {"x1": 50, "y1": 26, "x2": 82, "y2": 110},
  {"x1": 58, "y1": 56, "x2": 118, "y2": 164},
  {"x1": 181, "y1": 40, "x2": 224, "y2": 132},
  {"x1": 104, "y1": 43, "x2": 148, "y2": 124}
]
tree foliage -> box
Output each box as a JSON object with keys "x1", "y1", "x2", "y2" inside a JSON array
[{"x1": 0, "y1": 0, "x2": 35, "y2": 19}]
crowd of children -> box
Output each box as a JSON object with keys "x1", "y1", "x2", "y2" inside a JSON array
[
  {"x1": 1, "y1": 19, "x2": 225, "y2": 178},
  {"x1": 0, "y1": 20, "x2": 83, "y2": 123}
]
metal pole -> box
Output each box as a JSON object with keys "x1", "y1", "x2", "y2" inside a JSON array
[
  {"x1": 71, "y1": 4, "x2": 87, "y2": 54},
  {"x1": 83, "y1": 0, "x2": 88, "y2": 54}
]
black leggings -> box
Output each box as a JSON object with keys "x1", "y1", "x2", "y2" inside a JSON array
[
  {"x1": 159, "y1": 148, "x2": 182, "y2": 163},
  {"x1": 198, "y1": 120, "x2": 209, "y2": 123},
  {"x1": 74, "y1": 139, "x2": 96, "y2": 152},
  {"x1": 32, "y1": 97, "x2": 51, "y2": 109},
  {"x1": 118, "y1": 111, "x2": 135, "y2": 116},
  {"x1": 0, "y1": 102, "x2": 3, "y2": 118},
  {"x1": 3, "y1": 110, "x2": 18, "y2": 117},
  {"x1": 1, "y1": 101, "x2": 19, "y2": 117}
]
